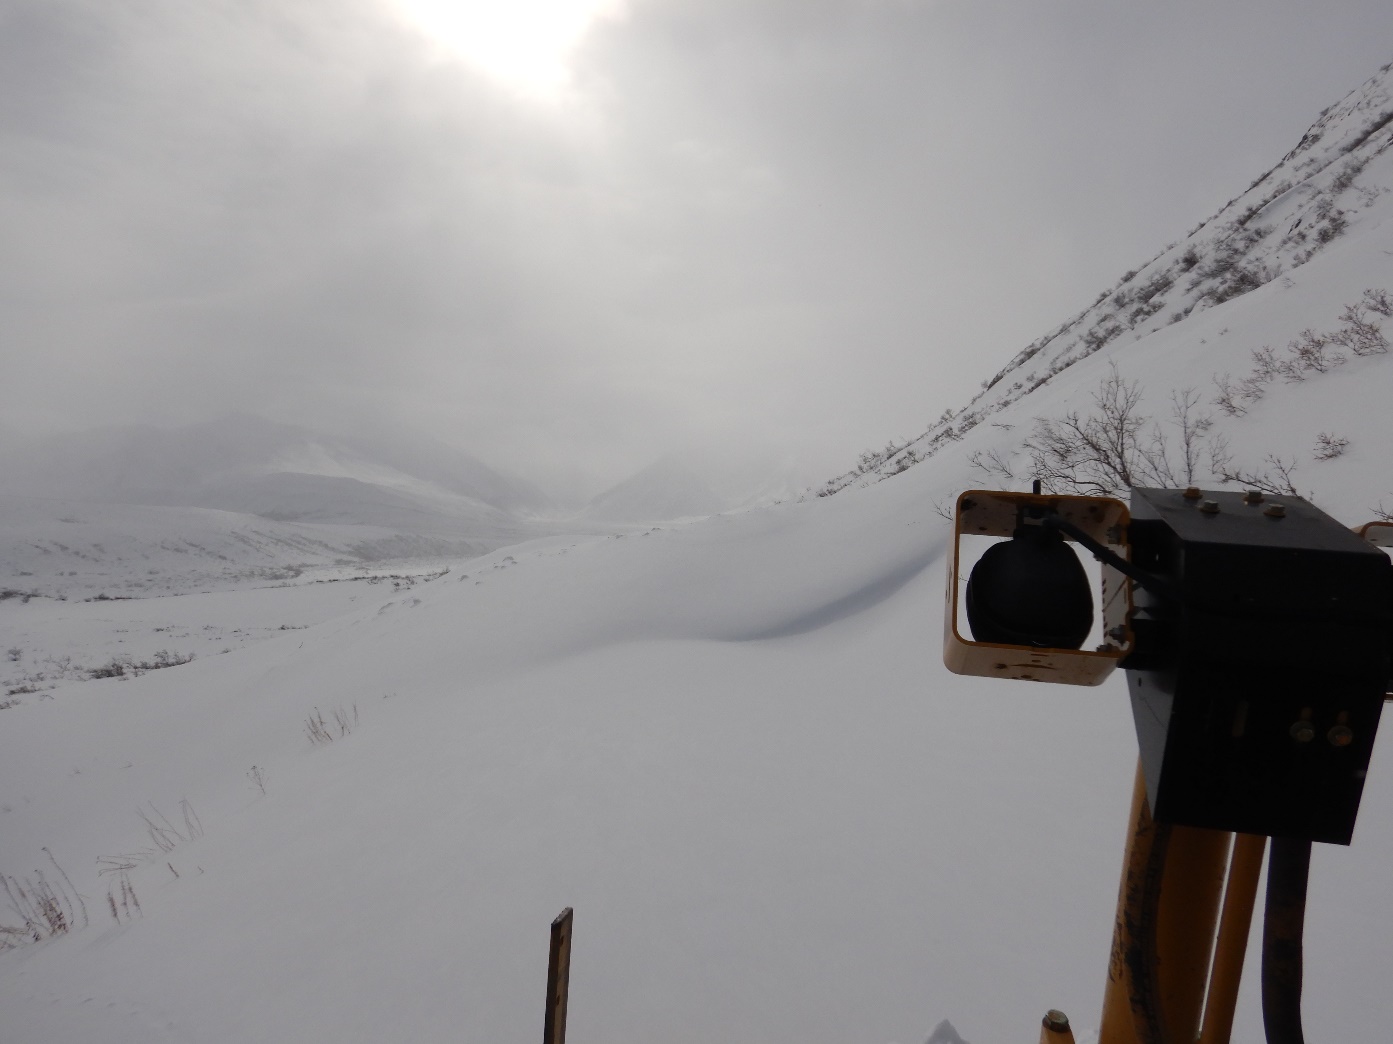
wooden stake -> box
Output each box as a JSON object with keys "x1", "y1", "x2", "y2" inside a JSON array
[{"x1": 544, "y1": 908, "x2": 573, "y2": 1044}]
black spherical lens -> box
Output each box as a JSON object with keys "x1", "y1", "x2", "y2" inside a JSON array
[{"x1": 965, "y1": 530, "x2": 1095, "y2": 649}]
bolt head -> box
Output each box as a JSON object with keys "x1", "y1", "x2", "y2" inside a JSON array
[
  {"x1": 1043, "y1": 1009, "x2": 1071, "y2": 1032},
  {"x1": 1290, "y1": 720, "x2": 1316, "y2": 743},
  {"x1": 1243, "y1": 490, "x2": 1265, "y2": 505},
  {"x1": 1264, "y1": 503, "x2": 1287, "y2": 518},
  {"x1": 1200, "y1": 499, "x2": 1220, "y2": 514},
  {"x1": 1328, "y1": 725, "x2": 1354, "y2": 747},
  {"x1": 1183, "y1": 486, "x2": 1202, "y2": 500}
]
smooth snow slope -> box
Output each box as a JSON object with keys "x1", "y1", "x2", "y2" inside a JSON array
[{"x1": 1, "y1": 466, "x2": 1147, "y2": 1044}]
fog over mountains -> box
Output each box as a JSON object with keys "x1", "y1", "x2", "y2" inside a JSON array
[
  {"x1": 2, "y1": 410, "x2": 825, "y2": 530},
  {"x1": 0, "y1": 414, "x2": 572, "y2": 595},
  {"x1": 0, "y1": 412, "x2": 825, "y2": 597},
  {"x1": 0, "y1": 413, "x2": 553, "y2": 521}
]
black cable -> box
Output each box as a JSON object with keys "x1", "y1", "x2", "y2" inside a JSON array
[
  {"x1": 1262, "y1": 836, "x2": 1312, "y2": 1044},
  {"x1": 1038, "y1": 513, "x2": 1178, "y2": 602}
]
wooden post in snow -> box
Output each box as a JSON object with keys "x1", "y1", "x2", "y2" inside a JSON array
[{"x1": 544, "y1": 907, "x2": 573, "y2": 1044}]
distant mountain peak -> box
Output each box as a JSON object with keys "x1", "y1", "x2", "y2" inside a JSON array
[
  {"x1": 0, "y1": 413, "x2": 557, "y2": 537},
  {"x1": 582, "y1": 455, "x2": 727, "y2": 523},
  {"x1": 925, "y1": 1018, "x2": 971, "y2": 1044}
]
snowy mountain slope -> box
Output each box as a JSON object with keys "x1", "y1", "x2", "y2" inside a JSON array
[
  {"x1": 704, "y1": 448, "x2": 828, "y2": 513},
  {"x1": 1, "y1": 566, "x2": 441, "y2": 699},
  {"x1": 165, "y1": 471, "x2": 528, "y2": 538},
  {"x1": 579, "y1": 451, "x2": 823, "y2": 524},
  {"x1": 6, "y1": 66, "x2": 1393, "y2": 1044},
  {"x1": 0, "y1": 416, "x2": 596, "y2": 596},
  {"x1": 0, "y1": 495, "x2": 485, "y2": 601},
  {"x1": 822, "y1": 60, "x2": 1393, "y2": 497},
  {"x1": 0, "y1": 414, "x2": 557, "y2": 532},
  {"x1": 580, "y1": 455, "x2": 728, "y2": 522},
  {"x1": 922, "y1": 223, "x2": 1393, "y2": 522}
]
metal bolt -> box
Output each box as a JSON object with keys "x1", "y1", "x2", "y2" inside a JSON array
[
  {"x1": 1200, "y1": 500, "x2": 1220, "y2": 514},
  {"x1": 1183, "y1": 487, "x2": 1202, "y2": 500},
  {"x1": 1328, "y1": 725, "x2": 1354, "y2": 747},
  {"x1": 1243, "y1": 490, "x2": 1264, "y2": 505},
  {"x1": 1043, "y1": 1010, "x2": 1071, "y2": 1032},
  {"x1": 1264, "y1": 503, "x2": 1287, "y2": 518},
  {"x1": 1290, "y1": 720, "x2": 1316, "y2": 743}
]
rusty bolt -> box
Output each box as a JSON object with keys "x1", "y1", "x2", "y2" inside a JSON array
[
  {"x1": 1183, "y1": 486, "x2": 1202, "y2": 500},
  {"x1": 1328, "y1": 725, "x2": 1354, "y2": 747}
]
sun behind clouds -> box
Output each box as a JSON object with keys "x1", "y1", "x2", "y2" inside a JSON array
[{"x1": 385, "y1": 0, "x2": 627, "y2": 94}]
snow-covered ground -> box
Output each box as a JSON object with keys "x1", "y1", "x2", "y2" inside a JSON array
[
  {"x1": 5, "y1": 67, "x2": 1393, "y2": 1044},
  {"x1": 0, "y1": 494, "x2": 481, "y2": 602},
  {"x1": 2, "y1": 467, "x2": 1147, "y2": 1044}
]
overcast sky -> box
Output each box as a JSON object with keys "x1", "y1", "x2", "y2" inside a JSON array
[{"x1": 5, "y1": 1, "x2": 1393, "y2": 497}]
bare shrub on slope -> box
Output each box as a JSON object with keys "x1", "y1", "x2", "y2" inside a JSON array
[
  {"x1": 1314, "y1": 432, "x2": 1351, "y2": 461},
  {"x1": 1213, "y1": 289, "x2": 1392, "y2": 416},
  {"x1": 1025, "y1": 366, "x2": 1217, "y2": 496},
  {"x1": 1213, "y1": 454, "x2": 1304, "y2": 498},
  {"x1": 306, "y1": 703, "x2": 359, "y2": 746},
  {"x1": 1, "y1": 849, "x2": 87, "y2": 947}
]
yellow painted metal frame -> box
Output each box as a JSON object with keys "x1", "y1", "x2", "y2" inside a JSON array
[
  {"x1": 1357, "y1": 519, "x2": 1393, "y2": 547},
  {"x1": 1197, "y1": 832, "x2": 1266, "y2": 1044},
  {"x1": 943, "y1": 489, "x2": 1133, "y2": 686},
  {"x1": 1093, "y1": 764, "x2": 1266, "y2": 1044}
]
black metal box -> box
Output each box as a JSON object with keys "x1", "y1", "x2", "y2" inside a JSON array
[{"x1": 1123, "y1": 487, "x2": 1391, "y2": 844}]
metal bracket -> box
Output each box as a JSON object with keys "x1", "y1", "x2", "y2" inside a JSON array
[{"x1": 943, "y1": 489, "x2": 1133, "y2": 685}]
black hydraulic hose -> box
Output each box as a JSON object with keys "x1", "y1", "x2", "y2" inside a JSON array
[{"x1": 1262, "y1": 837, "x2": 1312, "y2": 1044}]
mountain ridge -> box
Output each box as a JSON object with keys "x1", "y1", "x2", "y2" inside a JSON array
[
  {"x1": 0, "y1": 413, "x2": 557, "y2": 533},
  {"x1": 819, "y1": 59, "x2": 1393, "y2": 496}
]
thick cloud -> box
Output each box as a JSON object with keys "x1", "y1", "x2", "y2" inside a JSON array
[{"x1": 5, "y1": 0, "x2": 1393, "y2": 494}]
